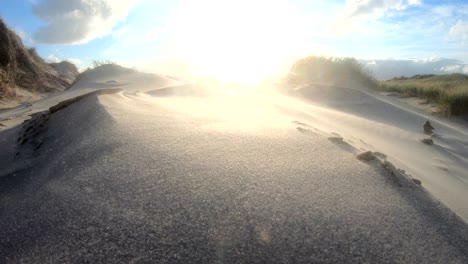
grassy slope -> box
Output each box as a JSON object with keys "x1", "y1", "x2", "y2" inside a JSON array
[
  {"x1": 0, "y1": 17, "x2": 78, "y2": 101},
  {"x1": 379, "y1": 74, "x2": 468, "y2": 116}
]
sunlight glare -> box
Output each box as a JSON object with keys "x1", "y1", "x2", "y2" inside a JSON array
[{"x1": 171, "y1": 0, "x2": 312, "y2": 85}]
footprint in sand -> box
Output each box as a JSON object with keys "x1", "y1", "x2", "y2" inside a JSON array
[
  {"x1": 436, "y1": 166, "x2": 449, "y2": 172},
  {"x1": 292, "y1": 120, "x2": 419, "y2": 188},
  {"x1": 292, "y1": 120, "x2": 311, "y2": 127},
  {"x1": 16, "y1": 112, "x2": 50, "y2": 158},
  {"x1": 328, "y1": 136, "x2": 343, "y2": 143},
  {"x1": 373, "y1": 152, "x2": 387, "y2": 159},
  {"x1": 296, "y1": 127, "x2": 315, "y2": 134},
  {"x1": 357, "y1": 151, "x2": 376, "y2": 162},
  {"x1": 293, "y1": 120, "x2": 326, "y2": 135}
]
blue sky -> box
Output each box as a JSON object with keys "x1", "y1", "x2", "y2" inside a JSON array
[{"x1": 1, "y1": 0, "x2": 467, "y2": 81}]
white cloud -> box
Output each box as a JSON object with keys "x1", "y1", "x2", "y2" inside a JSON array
[
  {"x1": 463, "y1": 65, "x2": 468, "y2": 73},
  {"x1": 332, "y1": 0, "x2": 424, "y2": 37},
  {"x1": 362, "y1": 58, "x2": 468, "y2": 80},
  {"x1": 408, "y1": 0, "x2": 422, "y2": 5},
  {"x1": 66, "y1": 58, "x2": 82, "y2": 65},
  {"x1": 14, "y1": 28, "x2": 33, "y2": 44},
  {"x1": 46, "y1": 54, "x2": 60, "y2": 63},
  {"x1": 440, "y1": 65, "x2": 462, "y2": 72},
  {"x1": 432, "y1": 5, "x2": 455, "y2": 17},
  {"x1": 450, "y1": 20, "x2": 468, "y2": 41},
  {"x1": 32, "y1": 0, "x2": 134, "y2": 44},
  {"x1": 344, "y1": 0, "x2": 422, "y2": 19},
  {"x1": 46, "y1": 54, "x2": 81, "y2": 66}
]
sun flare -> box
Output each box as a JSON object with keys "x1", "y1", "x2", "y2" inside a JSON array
[{"x1": 170, "y1": 0, "x2": 311, "y2": 85}]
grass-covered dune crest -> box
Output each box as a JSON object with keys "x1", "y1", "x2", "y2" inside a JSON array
[
  {"x1": 283, "y1": 55, "x2": 468, "y2": 117},
  {"x1": 285, "y1": 56, "x2": 378, "y2": 88}
]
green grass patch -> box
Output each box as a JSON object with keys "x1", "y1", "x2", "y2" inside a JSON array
[{"x1": 378, "y1": 73, "x2": 468, "y2": 116}]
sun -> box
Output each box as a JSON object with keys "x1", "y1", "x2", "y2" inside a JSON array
[{"x1": 170, "y1": 0, "x2": 311, "y2": 86}]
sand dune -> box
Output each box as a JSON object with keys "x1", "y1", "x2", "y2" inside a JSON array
[
  {"x1": 69, "y1": 64, "x2": 177, "y2": 92},
  {"x1": 0, "y1": 68, "x2": 467, "y2": 262},
  {"x1": 3, "y1": 81, "x2": 467, "y2": 215},
  {"x1": 288, "y1": 84, "x2": 468, "y2": 221},
  {"x1": 0, "y1": 64, "x2": 178, "y2": 129}
]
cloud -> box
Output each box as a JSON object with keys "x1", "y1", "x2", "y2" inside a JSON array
[
  {"x1": 450, "y1": 20, "x2": 468, "y2": 41},
  {"x1": 32, "y1": 0, "x2": 134, "y2": 44},
  {"x1": 361, "y1": 58, "x2": 468, "y2": 80},
  {"x1": 408, "y1": 0, "x2": 422, "y2": 5},
  {"x1": 344, "y1": 0, "x2": 422, "y2": 19},
  {"x1": 432, "y1": 5, "x2": 455, "y2": 17},
  {"x1": 66, "y1": 58, "x2": 82, "y2": 65},
  {"x1": 332, "y1": 0, "x2": 424, "y2": 37},
  {"x1": 440, "y1": 65, "x2": 462, "y2": 72},
  {"x1": 46, "y1": 54, "x2": 82, "y2": 66},
  {"x1": 46, "y1": 54, "x2": 60, "y2": 63},
  {"x1": 14, "y1": 28, "x2": 33, "y2": 44}
]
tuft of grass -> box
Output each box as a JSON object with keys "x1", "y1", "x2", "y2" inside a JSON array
[
  {"x1": 92, "y1": 59, "x2": 115, "y2": 68},
  {"x1": 378, "y1": 74, "x2": 468, "y2": 116},
  {"x1": 286, "y1": 56, "x2": 378, "y2": 88}
]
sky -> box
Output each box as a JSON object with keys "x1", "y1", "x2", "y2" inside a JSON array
[{"x1": 1, "y1": 0, "x2": 468, "y2": 82}]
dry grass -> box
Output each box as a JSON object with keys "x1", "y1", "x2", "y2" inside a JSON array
[
  {"x1": 379, "y1": 74, "x2": 468, "y2": 116},
  {"x1": 0, "y1": 18, "x2": 19, "y2": 99},
  {"x1": 1, "y1": 17, "x2": 78, "y2": 101},
  {"x1": 286, "y1": 56, "x2": 378, "y2": 88}
]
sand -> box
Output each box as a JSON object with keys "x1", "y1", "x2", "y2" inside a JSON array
[{"x1": 0, "y1": 68, "x2": 467, "y2": 262}]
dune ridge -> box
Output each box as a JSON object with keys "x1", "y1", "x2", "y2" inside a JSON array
[{"x1": 0, "y1": 66, "x2": 467, "y2": 262}]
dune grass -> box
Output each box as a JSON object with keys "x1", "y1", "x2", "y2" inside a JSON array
[
  {"x1": 286, "y1": 56, "x2": 378, "y2": 88},
  {"x1": 285, "y1": 56, "x2": 468, "y2": 116},
  {"x1": 379, "y1": 74, "x2": 468, "y2": 116}
]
